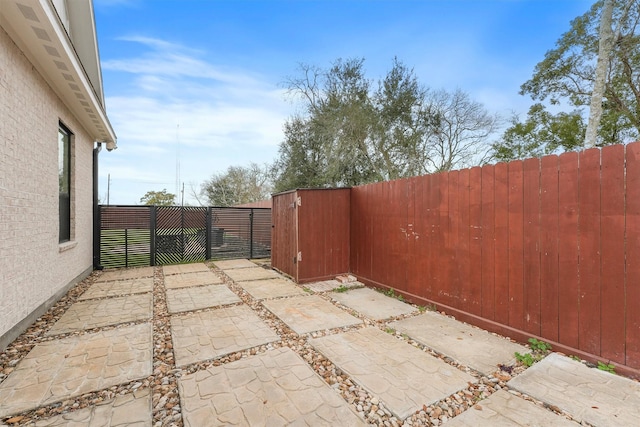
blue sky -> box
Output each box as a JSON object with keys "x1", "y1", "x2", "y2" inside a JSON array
[{"x1": 93, "y1": 0, "x2": 593, "y2": 205}]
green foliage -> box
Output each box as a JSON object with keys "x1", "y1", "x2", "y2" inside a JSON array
[
  {"x1": 379, "y1": 287, "x2": 405, "y2": 302},
  {"x1": 492, "y1": 104, "x2": 586, "y2": 162},
  {"x1": 334, "y1": 285, "x2": 350, "y2": 293},
  {"x1": 519, "y1": 0, "x2": 640, "y2": 147},
  {"x1": 597, "y1": 361, "x2": 616, "y2": 373},
  {"x1": 200, "y1": 163, "x2": 272, "y2": 207},
  {"x1": 515, "y1": 338, "x2": 552, "y2": 367},
  {"x1": 274, "y1": 58, "x2": 498, "y2": 192},
  {"x1": 528, "y1": 337, "x2": 552, "y2": 353},
  {"x1": 515, "y1": 352, "x2": 537, "y2": 367},
  {"x1": 139, "y1": 189, "x2": 176, "y2": 206},
  {"x1": 385, "y1": 327, "x2": 396, "y2": 334}
]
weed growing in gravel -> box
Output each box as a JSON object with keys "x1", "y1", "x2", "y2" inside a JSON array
[
  {"x1": 597, "y1": 361, "x2": 616, "y2": 374},
  {"x1": 334, "y1": 285, "x2": 350, "y2": 293},
  {"x1": 418, "y1": 303, "x2": 437, "y2": 312},
  {"x1": 381, "y1": 288, "x2": 405, "y2": 302},
  {"x1": 384, "y1": 327, "x2": 396, "y2": 334},
  {"x1": 528, "y1": 338, "x2": 552, "y2": 352},
  {"x1": 515, "y1": 338, "x2": 552, "y2": 367}
]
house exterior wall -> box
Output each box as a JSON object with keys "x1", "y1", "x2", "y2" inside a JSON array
[{"x1": 0, "y1": 26, "x2": 94, "y2": 348}]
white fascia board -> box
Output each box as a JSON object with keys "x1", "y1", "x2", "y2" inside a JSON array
[{"x1": 0, "y1": 0, "x2": 117, "y2": 148}]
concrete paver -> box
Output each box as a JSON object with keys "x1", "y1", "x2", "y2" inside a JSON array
[
  {"x1": 508, "y1": 353, "x2": 640, "y2": 426},
  {"x1": 29, "y1": 389, "x2": 152, "y2": 427},
  {"x1": 170, "y1": 305, "x2": 279, "y2": 367},
  {"x1": 443, "y1": 389, "x2": 578, "y2": 426},
  {"x1": 331, "y1": 287, "x2": 418, "y2": 320},
  {"x1": 163, "y1": 263, "x2": 211, "y2": 275},
  {"x1": 166, "y1": 284, "x2": 241, "y2": 314},
  {"x1": 389, "y1": 311, "x2": 528, "y2": 375},
  {"x1": 0, "y1": 323, "x2": 152, "y2": 417},
  {"x1": 237, "y1": 277, "x2": 307, "y2": 300},
  {"x1": 178, "y1": 347, "x2": 365, "y2": 426},
  {"x1": 223, "y1": 267, "x2": 281, "y2": 282},
  {"x1": 79, "y1": 277, "x2": 153, "y2": 300},
  {"x1": 46, "y1": 294, "x2": 152, "y2": 335},
  {"x1": 309, "y1": 326, "x2": 476, "y2": 420},
  {"x1": 164, "y1": 271, "x2": 223, "y2": 289},
  {"x1": 95, "y1": 267, "x2": 154, "y2": 283},
  {"x1": 304, "y1": 279, "x2": 361, "y2": 293},
  {"x1": 262, "y1": 295, "x2": 362, "y2": 335},
  {"x1": 213, "y1": 259, "x2": 257, "y2": 270}
]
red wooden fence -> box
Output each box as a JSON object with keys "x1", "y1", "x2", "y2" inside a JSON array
[
  {"x1": 272, "y1": 189, "x2": 351, "y2": 283},
  {"x1": 347, "y1": 144, "x2": 640, "y2": 375}
]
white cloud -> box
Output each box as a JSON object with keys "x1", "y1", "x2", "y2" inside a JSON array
[{"x1": 100, "y1": 36, "x2": 290, "y2": 205}]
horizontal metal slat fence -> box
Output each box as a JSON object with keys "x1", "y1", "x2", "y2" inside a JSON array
[{"x1": 97, "y1": 205, "x2": 271, "y2": 268}]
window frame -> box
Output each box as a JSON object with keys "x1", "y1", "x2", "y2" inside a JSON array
[{"x1": 58, "y1": 122, "x2": 72, "y2": 243}]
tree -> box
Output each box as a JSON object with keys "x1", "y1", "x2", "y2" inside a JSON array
[
  {"x1": 584, "y1": 0, "x2": 615, "y2": 148},
  {"x1": 200, "y1": 163, "x2": 273, "y2": 207},
  {"x1": 491, "y1": 104, "x2": 586, "y2": 162},
  {"x1": 422, "y1": 88, "x2": 499, "y2": 171},
  {"x1": 521, "y1": 0, "x2": 640, "y2": 148},
  {"x1": 139, "y1": 189, "x2": 175, "y2": 206},
  {"x1": 274, "y1": 58, "x2": 498, "y2": 192}
]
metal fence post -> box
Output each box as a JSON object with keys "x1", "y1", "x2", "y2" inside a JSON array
[
  {"x1": 249, "y1": 209, "x2": 254, "y2": 259},
  {"x1": 206, "y1": 207, "x2": 212, "y2": 260},
  {"x1": 150, "y1": 206, "x2": 156, "y2": 266},
  {"x1": 124, "y1": 228, "x2": 129, "y2": 268},
  {"x1": 94, "y1": 205, "x2": 101, "y2": 269}
]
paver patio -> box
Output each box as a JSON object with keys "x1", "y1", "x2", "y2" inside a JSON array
[
  {"x1": 508, "y1": 353, "x2": 640, "y2": 426},
  {"x1": 166, "y1": 284, "x2": 241, "y2": 314},
  {"x1": 213, "y1": 259, "x2": 257, "y2": 270},
  {"x1": 2, "y1": 264, "x2": 635, "y2": 426},
  {"x1": 0, "y1": 323, "x2": 152, "y2": 418},
  {"x1": 79, "y1": 277, "x2": 153, "y2": 300},
  {"x1": 262, "y1": 294, "x2": 362, "y2": 335},
  {"x1": 46, "y1": 294, "x2": 152, "y2": 336},
  {"x1": 170, "y1": 305, "x2": 280, "y2": 367},
  {"x1": 164, "y1": 271, "x2": 223, "y2": 289},
  {"x1": 223, "y1": 266, "x2": 281, "y2": 282},
  {"x1": 330, "y1": 287, "x2": 418, "y2": 320},
  {"x1": 162, "y1": 263, "x2": 211, "y2": 275},
  {"x1": 178, "y1": 347, "x2": 365, "y2": 426},
  {"x1": 309, "y1": 326, "x2": 477, "y2": 420},
  {"x1": 95, "y1": 267, "x2": 154, "y2": 283},
  {"x1": 389, "y1": 311, "x2": 529, "y2": 375},
  {"x1": 237, "y1": 277, "x2": 307, "y2": 300},
  {"x1": 30, "y1": 389, "x2": 151, "y2": 427},
  {"x1": 443, "y1": 389, "x2": 578, "y2": 426}
]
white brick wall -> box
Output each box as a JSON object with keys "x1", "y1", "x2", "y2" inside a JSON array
[{"x1": 0, "y1": 26, "x2": 94, "y2": 343}]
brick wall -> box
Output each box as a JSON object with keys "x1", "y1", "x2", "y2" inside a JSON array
[{"x1": 0, "y1": 27, "x2": 94, "y2": 346}]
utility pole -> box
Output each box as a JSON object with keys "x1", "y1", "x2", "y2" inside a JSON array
[{"x1": 107, "y1": 173, "x2": 111, "y2": 205}]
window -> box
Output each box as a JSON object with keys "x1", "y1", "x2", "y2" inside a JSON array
[{"x1": 58, "y1": 123, "x2": 72, "y2": 242}]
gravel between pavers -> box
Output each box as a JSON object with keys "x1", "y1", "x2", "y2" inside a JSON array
[{"x1": 0, "y1": 262, "x2": 580, "y2": 427}]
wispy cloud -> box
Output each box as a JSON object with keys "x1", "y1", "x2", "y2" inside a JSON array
[{"x1": 100, "y1": 36, "x2": 290, "y2": 204}]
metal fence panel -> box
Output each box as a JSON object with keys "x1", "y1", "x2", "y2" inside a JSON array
[
  {"x1": 97, "y1": 205, "x2": 271, "y2": 268},
  {"x1": 99, "y1": 206, "x2": 151, "y2": 269}
]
